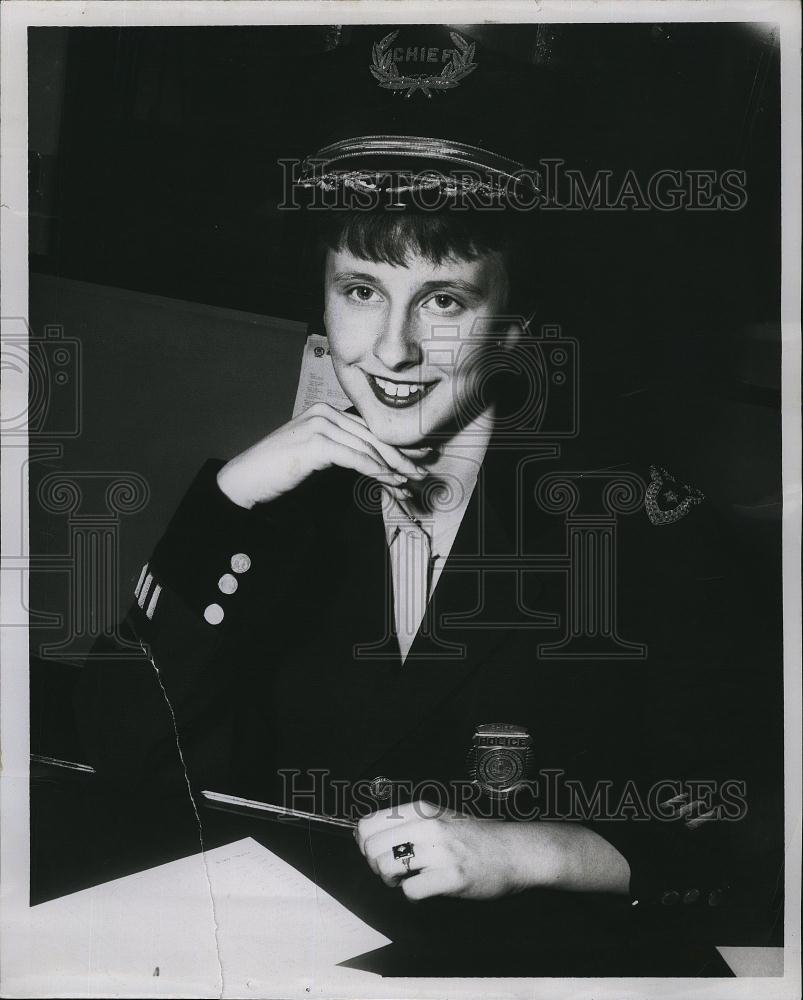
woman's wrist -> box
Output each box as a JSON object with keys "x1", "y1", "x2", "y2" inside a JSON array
[
  {"x1": 502, "y1": 820, "x2": 566, "y2": 892},
  {"x1": 504, "y1": 821, "x2": 631, "y2": 895},
  {"x1": 216, "y1": 461, "x2": 256, "y2": 510}
]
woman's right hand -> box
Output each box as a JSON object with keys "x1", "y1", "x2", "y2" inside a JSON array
[{"x1": 216, "y1": 402, "x2": 429, "y2": 509}]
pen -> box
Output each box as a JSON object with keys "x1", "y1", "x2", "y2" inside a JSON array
[{"x1": 200, "y1": 790, "x2": 358, "y2": 835}]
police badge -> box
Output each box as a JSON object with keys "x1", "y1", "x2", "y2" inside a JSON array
[{"x1": 467, "y1": 723, "x2": 533, "y2": 800}]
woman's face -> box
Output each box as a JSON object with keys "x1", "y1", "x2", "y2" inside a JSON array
[{"x1": 324, "y1": 245, "x2": 511, "y2": 448}]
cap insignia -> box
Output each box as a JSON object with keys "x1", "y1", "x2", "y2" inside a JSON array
[{"x1": 370, "y1": 30, "x2": 478, "y2": 98}]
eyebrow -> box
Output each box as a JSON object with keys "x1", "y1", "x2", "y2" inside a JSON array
[
  {"x1": 331, "y1": 272, "x2": 486, "y2": 299},
  {"x1": 418, "y1": 278, "x2": 485, "y2": 299},
  {"x1": 332, "y1": 271, "x2": 384, "y2": 285}
]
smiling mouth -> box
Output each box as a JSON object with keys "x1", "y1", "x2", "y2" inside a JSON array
[{"x1": 365, "y1": 373, "x2": 438, "y2": 409}]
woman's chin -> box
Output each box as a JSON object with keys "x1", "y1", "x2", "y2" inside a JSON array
[
  {"x1": 371, "y1": 422, "x2": 429, "y2": 449},
  {"x1": 368, "y1": 406, "x2": 461, "y2": 450}
]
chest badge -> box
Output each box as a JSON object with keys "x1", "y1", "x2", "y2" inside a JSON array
[
  {"x1": 645, "y1": 465, "x2": 704, "y2": 526},
  {"x1": 467, "y1": 723, "x2": 533, "y2": 800}
]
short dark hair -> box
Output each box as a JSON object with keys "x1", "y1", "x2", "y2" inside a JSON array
[{"x1": 314, "y1": 209, "x2": 538, "y2": 322}]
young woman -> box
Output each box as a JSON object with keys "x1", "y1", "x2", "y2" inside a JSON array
[
  {"x1": 215, "y1": 208, "x2": 635, "y2": 900},
  {"x1": 77, "y1": 199, "x2": 751, "y2": 955},
  {"x1": 76, "y1": 42, "x2": 759, "y2": 969}
]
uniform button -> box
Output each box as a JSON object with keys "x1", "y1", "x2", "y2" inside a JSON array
[
  {"x1": 368, "y1": 776, "x2": 393, "y2": 802},
  {"x1": 218, "y1": 573, "x2": 238, "y2": 595},
  {"x1": 683, "y1": 888, "x2": 700, "y2": 905},
  {"x1": 660, "y1": 890, "x2": 680, "y2": 906},
  {"x1": 231, "y1": 553, "x2": 251, "y2": 574},
  {"x1": 707, "y1": 889, "x2": 723, "y2": 907},
  {"x1": 204, "y1": 603, "x2": 225, "y2": 625}
]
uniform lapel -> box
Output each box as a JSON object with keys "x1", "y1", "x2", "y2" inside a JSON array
[
  {"x1": 323, "y1": 440, "x2": 569, "y2": 781},
  {"x1": 326, "y1": 474, "x2": 402, "y2": 666},
  {"x1": 338, "y1": 449, "x2": 530, "y2": 781}
]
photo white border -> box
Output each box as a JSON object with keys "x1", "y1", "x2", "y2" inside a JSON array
[{"x1": 2, "y1": 2, "x2": 800, "y2": 997}]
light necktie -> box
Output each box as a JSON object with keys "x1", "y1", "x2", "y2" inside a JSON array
[{"x1": 387, "y1": 505, "x2": 437, "y2": 662}]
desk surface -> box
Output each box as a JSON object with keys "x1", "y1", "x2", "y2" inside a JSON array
[
  {"x1": 7, "y1": 835, "x2": 786, "y2": 998},
  {"x1": 18, "y1": 775, "x2": 787, "y2": 989}
]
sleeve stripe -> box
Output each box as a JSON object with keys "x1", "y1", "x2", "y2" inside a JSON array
[
  {"x1": 134, "y1": 563, "x2": 149, "y2": 599},
  {"x1": 138, "y1": 572, "x2": 153, "y2": 609},
  {"x1": 145, "y1": 583, "x2": 162, "y2": 620}
]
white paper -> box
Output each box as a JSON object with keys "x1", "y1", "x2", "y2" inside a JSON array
[
  {"x1": 292, "y1": 335, "x2": 352, "y2": 418},
  {"x1": 2, "y1": 838, "x2": 389, "y2": 999}
]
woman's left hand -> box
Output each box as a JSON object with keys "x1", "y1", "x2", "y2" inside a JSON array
[{"x1": 355, "y1": 800, "x2": 558, "y2": 901}]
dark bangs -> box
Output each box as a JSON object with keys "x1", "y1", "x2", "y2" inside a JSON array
[
  {"x1": 317, "y1": 210, "x2": 511, "y2": 268},
  {"x1": 314, "y1": 209, "x2": 538, "y2": 319}
]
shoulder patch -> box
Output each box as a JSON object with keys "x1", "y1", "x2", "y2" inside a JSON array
[{"x1": 645, "y1": 465, "x2": 704, "y2": 526}]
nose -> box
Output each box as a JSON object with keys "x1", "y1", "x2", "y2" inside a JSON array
[{"x1": 372, "y1": 307, "x2": 421, "y2": 373}]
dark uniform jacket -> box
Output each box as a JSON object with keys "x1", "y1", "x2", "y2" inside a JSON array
[{"x1": 75, "y1": 434, "x2": 776, "y2": 974}]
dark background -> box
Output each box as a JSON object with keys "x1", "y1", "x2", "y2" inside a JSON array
[
  {"x1": 28, "y1": 22, "x2": 783, "y2": 891},
  {"x1": 29, "y1": 22, "x2": 782, "y2": 502},
  {"x1": 30, "y1": 23, "x2": 780, "y2": 321}
]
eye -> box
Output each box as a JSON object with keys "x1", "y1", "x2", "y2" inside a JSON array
[
  {"x1": 346, "y1": 285, "x2": 382, "y2": 304},
  {"x1": 423, "y1": 292, "x2": 462, "y2": 315}
]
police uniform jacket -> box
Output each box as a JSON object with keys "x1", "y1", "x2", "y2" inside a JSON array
[{"x1": 75, "y1": 430, "x2": 770, "y2": 966}]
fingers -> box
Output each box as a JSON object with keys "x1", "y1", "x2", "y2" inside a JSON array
[
  {"x1": 374, "y1": 845, "x2": 426, "y2": 886},
  {"x1": 355, "y1": 802, "x2": 468, "y2": 900},
  {"x1": 307, "y1": 415, "x2": 390, "y2": 471},
  {"x1": 372, "y1": 839, "x2": 456, "y2": 887},
  {"x1": 355, "y1": 807, "x2": 411, "y2": 857},
  {"x1": 685, "y1": 810, "x2": 717, "y2": 830},
  {"x1": 307, "y1": 419, "x2": 405, "y2": 483},
  {"x1": 333, "y1": 411, "x2": 430, "y2": 480},
  {"x1": 320, "y1": 439, "x2": 405, "y2": 483},
  {"x1": 362, "y1": 819, "x2": 437, "y2": 870},
  {"x1": 398, "y1": 445, "x2": 436, "y2": 460},
  {"x1": 362, "y1": 822, "x2": 436, "y2": 878},
  {"x1": 678, "y1": 798, "x2": 717, "y2": 828},
  {"x1": 356, "y1": 800, "x2": 441, "y2": 854},
  {"x1": 383, "y1": 485, "x2": 415, "y2": 502},
  {"x1": 401, "y1": 867, "x2": 463, "y2": 901},
  {"x1": 660, "y1": 792, "x2": 718, "y2": 827},
  {"x1": 372, "y1": 842, "x2": 423, "y2": 886},
  {"x1": 304, "y1": 407, "x2": 424, "y2": 491},
  {"x1": 358, "y1": 802, "x2": 451, "y2": 888}
]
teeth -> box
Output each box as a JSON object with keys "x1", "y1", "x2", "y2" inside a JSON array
[{"x1": 372, "y1": 375, "x2": 428, "y2": 399}]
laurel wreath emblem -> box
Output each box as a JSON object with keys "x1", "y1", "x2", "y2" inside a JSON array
[{"x1": 370, "y1": 30, "x2": 478, "y2": 98}]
